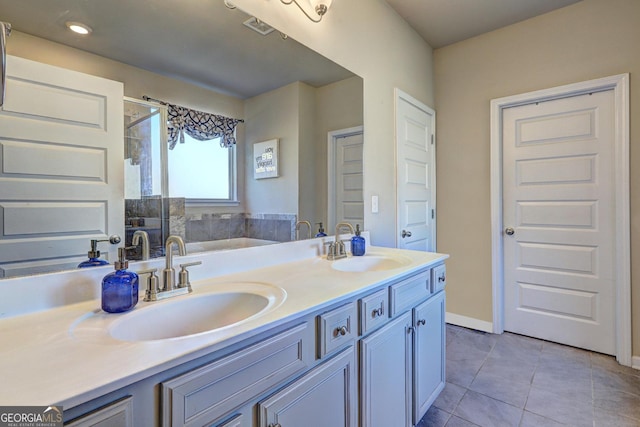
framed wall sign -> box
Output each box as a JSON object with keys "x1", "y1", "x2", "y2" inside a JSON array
[{"x1": 254, "y1": 139, "x2": 279, "y2": 179}]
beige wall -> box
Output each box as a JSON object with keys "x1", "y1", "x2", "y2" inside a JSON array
[
  {"x1": 244, "y1": 77, "x2": 363, "y2": 222},
  {"x1": 244, "y1": 82, "x2": 301, "y2": 215},
  {"x1": 434, "y1": 0, "x2": 640, "y2": 355},
  {"x1": 232, "y1": 0, "x2": 434, "y2": 246},
  {"x1": 315, "y1": 76, "x2": 365, "y2": 226}
]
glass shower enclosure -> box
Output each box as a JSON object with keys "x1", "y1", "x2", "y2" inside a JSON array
[{"x1": 123, "y1": 98, "x2": 168, "y2": 259}]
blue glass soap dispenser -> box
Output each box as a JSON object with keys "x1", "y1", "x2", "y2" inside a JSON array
[
  {"x1": 315, "y1": 222, "x2": 327, "y2": 237},
  {"x1": 351, "y1": 224, "x2": 366, "y2": 256},
  {"x1": 102, "y1": 247, "x2": 139, "y2": 313},
  {"x1": 78, "y1": 239, "x2": 109, "y2": 268}
]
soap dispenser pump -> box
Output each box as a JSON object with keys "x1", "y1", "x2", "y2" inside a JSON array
[
  {"x1": 315, "y1": 222, "x2": 327, "y2": 237},
  {"x1": 78, "y1": 235, "x2": 121, "y2": 268},
  {"x1": 351, "y1": 224, "x2": 366, "y2": 256},
  {"x1": 101, "y1": 247, "x2": 139, "y2": 313}
]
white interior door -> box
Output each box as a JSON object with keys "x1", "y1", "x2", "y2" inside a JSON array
[
  {"x1": 396, "y1": 90, "x2": 435, "y2": 251},
  {"x1": 502, "y1": 90, "x2": 616, "y2": 354},
  {"x1": 0, "y1": 55, "x2": 124, "y2": 277},
  {"x1": 328, "y1": 127, "x2": 363, "y2": 231}
]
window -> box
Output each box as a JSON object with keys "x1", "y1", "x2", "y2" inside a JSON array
[{"x1": 167, "y1": 133, "x2": 237, "y2": 203}]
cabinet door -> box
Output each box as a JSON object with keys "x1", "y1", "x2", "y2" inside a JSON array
[
  {"x1": 65, "y1": 397, "x2": 133, "y2": 427},
  {"x1": 258, "y1": 347, "x2": 356, "y2": 427},
  {"x1": 413, "y1": 291, "x2": 445, "y2": 423},
  {"x1": 360, "y1": 311, "x2": 412, "y2": 427}
]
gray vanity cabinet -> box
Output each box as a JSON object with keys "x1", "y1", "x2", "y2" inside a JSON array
[
  {"x1": 64, "y1": 262, "x2": 447, "y2": 427},
  {"x1": 359, "y1": 311, "x2": 413, "y2": 427},
  {"x1": 257, "y1": 347, "x2": 357, "y2": 427},
  {"x1": 412, "y1": 290, "x2": 445, "y2": 424}
]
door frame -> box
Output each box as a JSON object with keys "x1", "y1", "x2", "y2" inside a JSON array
[
  {"x1": 489, "y1": 74, "x2": 630, "y2": 365},
  {"x1": 327, "y1": 126, "x2": 364, "y2": 231},
  {"x1": 394, "y1": 89, "x2": 437, "y2": 250}
]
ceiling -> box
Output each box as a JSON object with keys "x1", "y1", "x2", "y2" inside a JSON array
[
  {"x1": 384, "y1": 0, "x2": 582, "y2": 49},
  {"x1": 0, "y1": 0, "x2": 582, "y2": 99},
  {"x1": 0, "y1": 0, "x2": 354, "y2": 99}
]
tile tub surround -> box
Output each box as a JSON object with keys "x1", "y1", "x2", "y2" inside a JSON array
[
  {"x1": 184, "y1": 212, "x2": 296, "y2": 243},
  {"x1": 0, "y1": 234, "x2": 447, "y2": 409},
  {"x1": 418, "y1": 325, "x2": 640, "y2": 427}
]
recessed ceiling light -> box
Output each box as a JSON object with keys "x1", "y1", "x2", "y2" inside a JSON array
[{"x1": 65, "y1": 21, "x2": 92, "y2": 35}]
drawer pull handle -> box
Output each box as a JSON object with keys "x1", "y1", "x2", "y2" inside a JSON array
[
  {"x1": 335, "y1": 326, "x2": 348, "y2": 337},
  {"x1": 417, "y1": 319, "x2": 426, "y2": 326},
  {"x1": 438, "y1": 274, "x2": 446, "y2": 283},
  {"x1": 372, "y1": 304, "x2": 384, "y2": 318}
]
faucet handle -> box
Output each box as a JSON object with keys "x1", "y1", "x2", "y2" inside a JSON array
[
  {"x1": 178, "y1": 261, "x2": 202, "y2": 291},
  {"x1": 324, "y1": 241, "x2": 336, "y2": 258},
  {"x1": 138, "y1": 268, "x2": 159, "y2": 301}
]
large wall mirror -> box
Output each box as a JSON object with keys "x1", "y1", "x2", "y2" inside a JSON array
[{"x1": 0, "y1": 0, "x2": 364, "y2": 278}]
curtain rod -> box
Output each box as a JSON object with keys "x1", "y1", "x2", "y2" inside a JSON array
[{"x1": 142, "y1": 95, "x2": 245, "y2": 123}]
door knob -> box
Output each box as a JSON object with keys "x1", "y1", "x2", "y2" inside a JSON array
[
  {"x1": 505, "y1": 227, "x2": 515, "y2": 236},
  {"x1": 402, "y1": 230, "x2": 412, "y2": 238}
]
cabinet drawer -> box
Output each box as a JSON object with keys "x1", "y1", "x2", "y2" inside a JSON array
[
  {"x1": 432, "y1": 264, "x2": 447, "y2": 294},
  {"x1": 162, "y1": 323, "x2": 311, "y2": 427},
  {"x1": 359, "y1": 288, "x2": 388, "y2": 335},
  {"x1": 389, "y1": 271, "x2": 431, "y2": 316},
  {"x1": 318, "y1": 302, "x2": 357, "y2": 358}
]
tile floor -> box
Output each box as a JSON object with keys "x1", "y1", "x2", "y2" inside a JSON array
[{"x1": 417, "y1": 324, "x2": 640, "y2": 427}]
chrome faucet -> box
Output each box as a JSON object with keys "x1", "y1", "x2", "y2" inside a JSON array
[
  {"x1": 327, "y1": 222, "x2": 355, "y2": 260},
  {"x1": 141, "y1": 235, "x2": 201, "y2": 302},
  {"x1": 132, "y1": 230, "x2": 150, "y2": 260},
  {"x1": 295, "y1": 220, "x2": 312, "y2": 240},
  {"x1": 163, "y1": 235, "x2": 186, "y2": 291}
]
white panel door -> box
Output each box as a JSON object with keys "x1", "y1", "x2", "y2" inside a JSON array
[
  {"x1": 396, "y1": 91, "x2": 435, "y2": 251},
  {"x1": 335, "y1": 132, "x2": 364, "y2": 230},
  {"x1": 0, "y1": 55, "x2": 124, "y2": 277},
  {"x1": 503, "y1": 90, "x2": 616, "y2": 354}
]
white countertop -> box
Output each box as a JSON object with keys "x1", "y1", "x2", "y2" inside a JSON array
[{"x1": 0, "y1": 240, "x2": 447, "y2": 409}]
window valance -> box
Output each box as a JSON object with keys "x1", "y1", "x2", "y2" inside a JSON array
[{"x1": 166, "y1": 103, "x2": 243, "y2": 149}]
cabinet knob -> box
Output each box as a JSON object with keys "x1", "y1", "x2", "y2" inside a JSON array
[
  {"x1": 335, "y1": 326, "x2": 348, "y2": 337},
  {"x1": 407, "y1": 326, "x2": 415, "y2": 334},
  {"x1": 402, "y1": 230, "x2": 412, "y2": 238},
  {"x1": 438, "y1": 274, "x2": 446, "y2": 283},
  {"x1": 417, "y1": 319, "x2": 426, "y2": 326}
]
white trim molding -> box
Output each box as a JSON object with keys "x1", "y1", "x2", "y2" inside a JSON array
[
  {"x1": 490, "y1": 74, "x2": 631, "y2": 366},
  {"x1": 446, "y1": 312, "x2": 493, "y2": 334}
]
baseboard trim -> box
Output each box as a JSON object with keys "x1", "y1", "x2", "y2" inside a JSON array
[
  {"x1": 445, "y1": 312, "x2": 493, "y2": 333},
  {"x1": 632, "y1": 356, "x2": 640, "y2": 371}
]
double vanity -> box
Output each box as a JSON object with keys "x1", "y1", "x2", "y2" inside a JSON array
[{"x1": 0, "y1": 235, "x2": 447, "y2": 426}]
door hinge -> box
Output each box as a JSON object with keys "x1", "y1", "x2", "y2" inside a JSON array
[
  {"x1": 431, "y1": 209, "x2": 435, "y2": 219},
  {"x1": 431, "y1": 134, "x2": 434, "y2": 145}
]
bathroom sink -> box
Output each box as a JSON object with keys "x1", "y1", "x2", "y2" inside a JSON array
[
  {"x1": 331, "y1": 254, "x2": 412, "y2": 272},
  {"x1": 71, "y1": 282, "x2": 286, "y2": 342}
]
